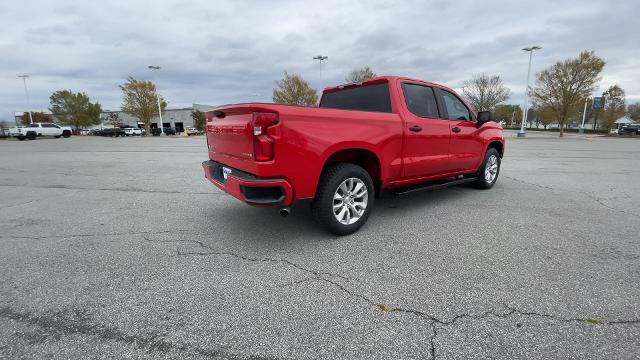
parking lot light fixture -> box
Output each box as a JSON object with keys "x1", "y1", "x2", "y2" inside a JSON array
[
  {"x1": 313, "y1": 55, "x2": 328, "y2": 85},
  {"x1": 579, "y1": 97, "x2": 590, "y2": 133},
  {"x1": 18, "y1": 74, "x2": 33, "y2": 125},
  {"x1": 148, "y1": 65, "x2": 164, "y2": 136},
  {"x1": 518, "y1": 46, "x2": 542, "y2": 138}
]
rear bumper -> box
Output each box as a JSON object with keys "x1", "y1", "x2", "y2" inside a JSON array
[{"x1": 202, "y1": 160, "x2": 294, "y2": 206}]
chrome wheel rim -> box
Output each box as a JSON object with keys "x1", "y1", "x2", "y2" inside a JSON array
[
  {"x1": 333, "y1": 177, "x2": 368, "y2": 225},
  {"x1": 484, "y1": 154, "x2": 499, "y2": 183}
]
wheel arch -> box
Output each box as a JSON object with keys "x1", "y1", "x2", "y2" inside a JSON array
[
  {"x1": 486, "y1": 140, "x2": 504, "y2": 158},
  {"x1": 319, "y1": 147, "x2": 382, "y2": 197}
]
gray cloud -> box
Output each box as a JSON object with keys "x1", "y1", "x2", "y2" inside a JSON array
[{"x1": 1, "y1": 0, "x2": 639, "y2": 120}]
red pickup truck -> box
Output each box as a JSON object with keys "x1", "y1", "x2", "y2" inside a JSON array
[{"x1": 202, "y1": 76, "x2": 504, "y2": 235}]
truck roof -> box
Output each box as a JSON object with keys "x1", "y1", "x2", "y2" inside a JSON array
[{"x1": 322, "y1": 75, "x2": 456, "y2": 94}]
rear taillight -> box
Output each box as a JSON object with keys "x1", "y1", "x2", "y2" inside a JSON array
[{"x1": 252, "y1": 112, "x2": 278, "y2": 161}]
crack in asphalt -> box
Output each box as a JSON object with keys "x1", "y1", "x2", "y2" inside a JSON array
[
  {"x1": 393, "y1": 304, "x2": 640, "y2": 359},
  {"x1": 582, "y1": 192, "x2": 640, "y2": 218},
  {"x1": 163, "y1": 238, "x2": 352, "y2": 282},
  {"x1": 173, "y1": 239, "x2": 640, "y2": 359},
  {"x1": 0, "y1": 229, "x2": 193, "y2": 241},
  {"x1": 503, "y1": 175, "x2": 554, "y2": 190},
  {"x1": 0, "y1": 306, "x2": 281, "y2": 360},
  {"x1": 0, "y1": 183, "x2": 221, "y2": 195},
  {"x1": 503, "y1": 175, "x2": 640, "y2": 218}
]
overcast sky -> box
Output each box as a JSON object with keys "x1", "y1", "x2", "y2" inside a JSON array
[{"x1": 1, "y1": 0, "x2": 639, "y2": 121}]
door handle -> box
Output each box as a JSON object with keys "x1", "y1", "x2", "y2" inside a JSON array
[
  {"x1": 452, "y1": 127, "x2": 461, "y2": 133},
  {"x1": 409, "y1": 125, "x2": 422, "y2": 132}
]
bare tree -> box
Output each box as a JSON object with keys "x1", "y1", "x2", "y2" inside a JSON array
[
  {"x1": 493, "y1": 104, "x2": 521, "y2": 127},
  {"x1": 462, "y1": 74, "x2": 511, "y2": 112},
  {"x1": 628, "y1": 103, "x2": 640, "y2": 121},
  {"x1": 345, "y1": 66, "x2": 377, "y2": 83},
  {"x1": 106, "y1": 112, "x2": 122, "y2": 129},
  {"x1": 530, "y1": 51, "x2": 605, "y2": 137},
  {"x1": 600, "y1": 85, "x2": 626, "y2": 129}
]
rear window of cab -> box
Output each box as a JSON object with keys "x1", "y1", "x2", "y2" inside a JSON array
[{"x1": 319, "y1": 83, "x2": 392, "y2": 113}]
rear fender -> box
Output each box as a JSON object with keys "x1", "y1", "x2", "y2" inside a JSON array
[{"x1": 314, "y1": 142, "x2": 384, "y2": 195}]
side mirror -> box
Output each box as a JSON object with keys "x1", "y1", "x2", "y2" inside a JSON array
[{"x1": 477, "y1": 111, "x2": 493, "y2": 125}]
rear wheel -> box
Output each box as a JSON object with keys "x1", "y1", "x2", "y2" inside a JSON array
[
  {"x1": 472, "y1": 148, "x2": 501, "y2": 189},
  {"x1": 27, "y1": 132, "x2": 36, "y2": 140},
  {"x1": 312, "y1": 163, "x2": 374, "y2": 235}
]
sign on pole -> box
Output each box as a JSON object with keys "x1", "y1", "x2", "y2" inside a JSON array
[{"x1": 592, "y1": 96, "x2": 605, "y2": 110}]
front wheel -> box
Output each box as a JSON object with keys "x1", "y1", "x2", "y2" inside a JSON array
[
  {"x1": 312, "y1": 163, "x2": 374, "y2": 235},
  {"x1": 472, "y1": 148, "x2": 501, "y2": 189}
]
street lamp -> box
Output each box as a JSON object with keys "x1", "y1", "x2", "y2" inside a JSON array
[
  {"x1": 18, "y1": 75, "x2": 33, "y2": 125},
  {"x1": 579, "y1": 97, "x2": 590, "y2": 133},
  {"x1": 518, "y1": 46, "x2": 542, "y2": 137},
  {"x1": 313, "y1": 55, "x2": 328, "y2": 84},
  {"x1": 148, "y1": 65, "x2": 164, "y2": 136}
]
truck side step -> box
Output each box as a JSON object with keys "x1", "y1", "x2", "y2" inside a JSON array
[{"x1": 392, "y1": 176, "x2": 476, "y2": 196}]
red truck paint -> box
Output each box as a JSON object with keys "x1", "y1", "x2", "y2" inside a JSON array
[{"x1": 202, "y1": 76, "x2": 504, "y2": 232}]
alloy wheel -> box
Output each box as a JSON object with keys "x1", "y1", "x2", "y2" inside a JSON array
[{"x1": 332, "y1": 177, "x2": 368, "y2": 225}]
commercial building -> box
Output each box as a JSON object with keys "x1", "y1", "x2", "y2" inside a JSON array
[
  {"x1": 13, "y1": 104, "x2": 214, "y2": 133},
  {"x1": 99, "y1": 103, "x2": 213, "y2": 133}
]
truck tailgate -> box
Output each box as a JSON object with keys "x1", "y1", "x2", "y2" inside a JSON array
[{"x1": 205, "y1": 108, "x2": 254, "y2": 161}]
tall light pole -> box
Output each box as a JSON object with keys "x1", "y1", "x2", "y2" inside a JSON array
[
  {"x1": 313, "y1": 55, "x2": 328, "y2": 85},
  {"x1": 148, "y1": 65, "x2": 164, "y2": 136},
  {"x1": 18, "y1": 75, "x2": 33, "y2": 125},
  {"x1": 579, "y1": 97, "x2": 590, "y2": 133},
  {"x1": 518, "y1": 46, "x2": 542, "y2": 137}
]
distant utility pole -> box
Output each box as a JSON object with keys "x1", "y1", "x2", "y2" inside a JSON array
[
  {"x1": 518, "y1": 46, "x2": 542, "y2": 138},
  {"x1": 313, "y1": 55, "x2": 328, "y2": 84},
  {"x1": 18, "y1": 74, "x2": 33, "y2": 125},
  {"x1": 147, "y1": 65, "x2": 164, "y2": 136}
]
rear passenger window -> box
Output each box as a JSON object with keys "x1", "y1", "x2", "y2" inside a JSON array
[
  {"x1": 402, "y1": 83, "x2": 439, "y2": 118},
  {"x1": 319, "y1": 83, "x2": 392, "y2": 113},
  {"x1": 440, "y1": 90, "x2": 471, "y2": 121}
]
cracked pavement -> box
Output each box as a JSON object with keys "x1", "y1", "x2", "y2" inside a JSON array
[{"x1": 1, "y1": 135, "x2": 639, "y2": 359}]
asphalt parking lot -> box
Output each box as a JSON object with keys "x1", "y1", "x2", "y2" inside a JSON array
[{"x1": 1, "y1": 134, "x2": 639, "y2": 359}]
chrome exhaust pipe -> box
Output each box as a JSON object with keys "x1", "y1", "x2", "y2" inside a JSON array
[{"x1": 279, "y1": 207, "x2": 290, "y2": 217}]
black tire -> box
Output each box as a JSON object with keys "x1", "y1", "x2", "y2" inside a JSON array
[
  {"x1": 62, "y1": 131, "x2": 71, "y2": 138},
  {"x1": 472, "y1": 148, "x2": 501, "y2": 189},
  {"x1": 311, "y1": 163, "x2": 375, "y2": 235},
  {"x1": 26, "y1": 132, "x2": 36, "y2": 140}
]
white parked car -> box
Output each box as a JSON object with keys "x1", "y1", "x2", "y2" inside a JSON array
[
  {"x1": 8, "y1": 123, "x2": 72, "y2": 140},
  {"x1": 186, "y1": 127, "x2": 201, "y2": 136},
  {"x1": 123, "y1": 127, "x2": 143, "y2": 136}
]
